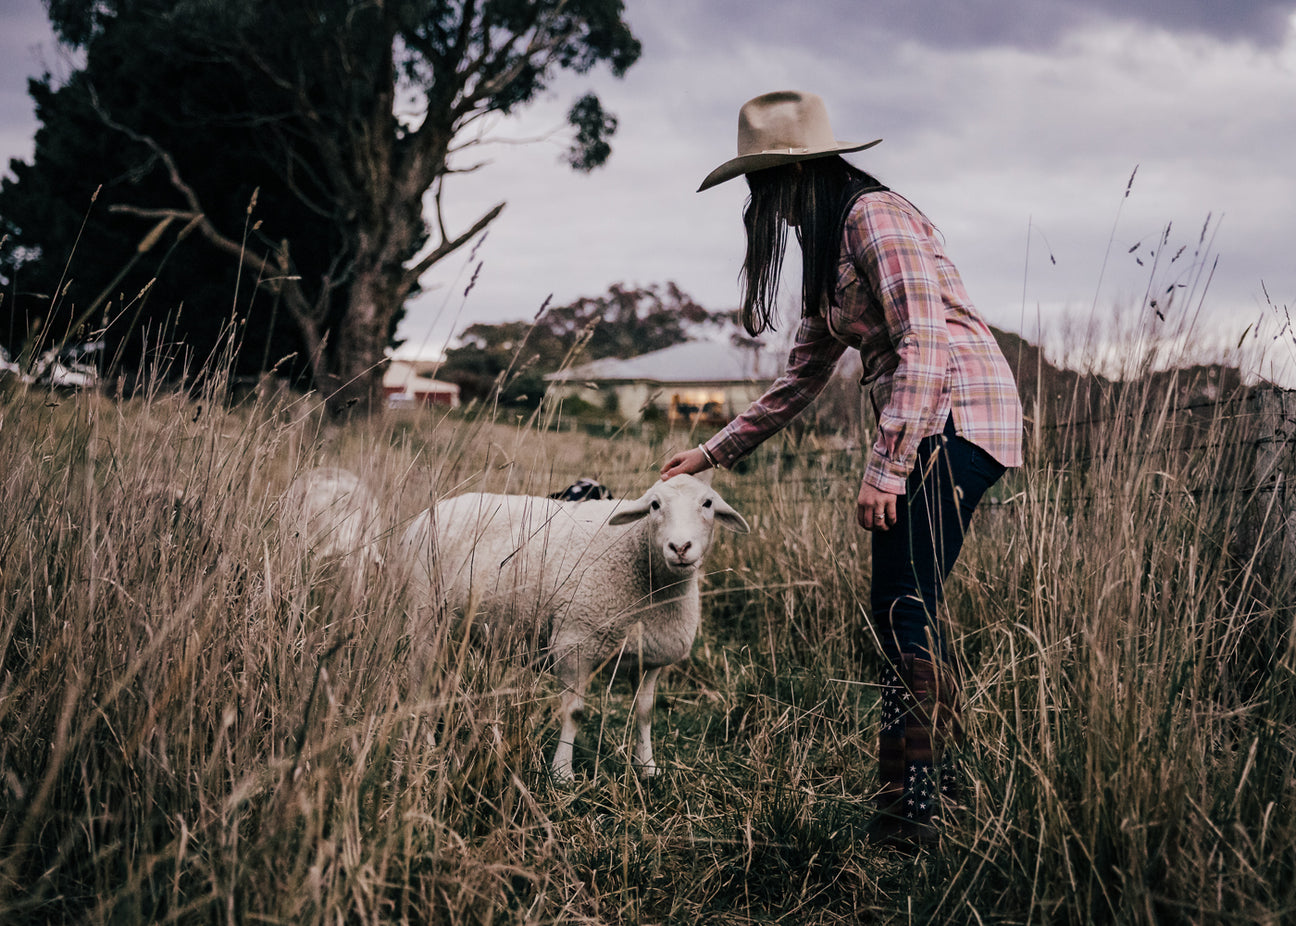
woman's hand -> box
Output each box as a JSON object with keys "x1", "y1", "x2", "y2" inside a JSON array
[
  {"x1": 857, "y1": 479, "x2": 898, "y2": 531},
  {"x1": 661, "y1": 447, "x2": 712, "y2": 480}
]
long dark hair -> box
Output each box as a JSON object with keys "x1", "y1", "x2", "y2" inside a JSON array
[{"x1": 739, "y1": 155, "x2": 884, "y2": 335}]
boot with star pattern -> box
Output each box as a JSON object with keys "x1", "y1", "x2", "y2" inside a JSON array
[{"x1": 867, "y1": 655, "x2": 964, "y2": 850}]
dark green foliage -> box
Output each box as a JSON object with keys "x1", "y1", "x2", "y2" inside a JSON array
[
  {"x1": 1, "y1": 0, "x2": 641, "y2": 411},
  {"x1": 0, "y1": 43, "x2": 330, "y2": 385},
  {"x1": 566, "y1": 93, "x2": 618, "y2": 172}
]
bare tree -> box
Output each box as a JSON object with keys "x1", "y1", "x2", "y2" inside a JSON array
[{"x1": 48, "y1": 0, "x2": 639, "y2": 415}]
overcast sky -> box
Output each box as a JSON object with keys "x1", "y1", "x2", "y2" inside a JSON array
[{"x1": 3, "y1": 0, "x2": 1295, "y2": 384}]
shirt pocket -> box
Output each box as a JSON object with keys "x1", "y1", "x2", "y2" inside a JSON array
[{"x1": 827, "y1": 257, "x2": 867, "y2": 345}]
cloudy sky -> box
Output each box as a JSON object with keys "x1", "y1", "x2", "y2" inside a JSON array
[{"x1": 3, "y1": 0, "x2": 1295, "y2": 383}]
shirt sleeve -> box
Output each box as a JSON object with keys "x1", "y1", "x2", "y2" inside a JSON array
[
  {"x1": 703, "y1": 314, "x2": 846, "y2": 468},
  {"x1": 852, "y1": 199, "x2": 951, "y2": 495}
]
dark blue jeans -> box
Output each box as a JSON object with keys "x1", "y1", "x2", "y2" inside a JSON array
[{"x1": 870, "y1": 417, "x2": 1006, "y2": 665}]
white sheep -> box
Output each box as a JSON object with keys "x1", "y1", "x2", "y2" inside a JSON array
[
  {"x1": 282, "y1": 467, "x2": 384, "y2": 596},
  {"x1": 401, "y1": 473, "x2": 749, "y2": 782}
]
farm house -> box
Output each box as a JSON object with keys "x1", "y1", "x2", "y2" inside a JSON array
[
  {"x1": 382, "y1": 359, "x2": 461, "y2": 409},
  {"x1": 544, "y1": 339, "x2": 783, "y2": 427}
]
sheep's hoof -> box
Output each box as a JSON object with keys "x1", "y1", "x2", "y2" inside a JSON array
[
  {"x1": 550, "y1": 765, "x2": 578, "y2": 788},
  {"x1": 634, "y1": 760, "x2": 659, "y2": 779}
]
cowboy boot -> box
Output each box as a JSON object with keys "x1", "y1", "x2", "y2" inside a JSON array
[
  {"x1": 869, "y1": 655, "x2": 964, "y2": 849},
  {"x1": 904, "y1": 656, "x2": 965, "y2": 830}
]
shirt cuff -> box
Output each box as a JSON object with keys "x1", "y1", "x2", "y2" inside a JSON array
[
  {"x1": 863, "y1": 448, "x2": 910, "y2": 495},
  {"x1": 701, "y1": 432, "x2": 742, "y2": 469}
]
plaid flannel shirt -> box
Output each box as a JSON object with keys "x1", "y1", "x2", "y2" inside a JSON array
[{"x1": 704, "y1": 191, "x2": 1023, "y2": 495}]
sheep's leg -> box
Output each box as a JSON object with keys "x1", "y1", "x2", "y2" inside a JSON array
[
  {"x1": 552, "y1": 676, "x2": 586, "y2": 784},
  {"x1": 632, "y1": 666, "x2": 664, "y2": 778}
]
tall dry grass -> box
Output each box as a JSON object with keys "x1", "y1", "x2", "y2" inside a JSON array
[{"x1": 1, "y1": 321, "x2": 1293, "y2": 924}]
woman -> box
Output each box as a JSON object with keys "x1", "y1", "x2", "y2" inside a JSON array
[{"x1": 662, "y1": 90, "x2": 1023, "y2": 845}]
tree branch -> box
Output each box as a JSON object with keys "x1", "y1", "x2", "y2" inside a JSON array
[
  {"x1": 237, "y1": 44, "x2": 358, "y2": 201},
  {"x1": 89, "y1": 88, "x2": 329, "y2": 309},
  {"x1": 90, "y1": 88, "x2": 207, "y2": 217},
  {"x1": 402, "y1": 201, "x2": 504, "y2": 289}
]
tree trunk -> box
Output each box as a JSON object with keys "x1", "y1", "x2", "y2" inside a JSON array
[
  {"x1": 320, "y1": 266, "x2": 399, "y2": 418},
  {"x1": 313, "y1": 188, "x2": 503, "y2": 419}
]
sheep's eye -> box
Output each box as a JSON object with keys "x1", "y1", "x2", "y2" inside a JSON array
[
  {"x1": 702, "y1": 499, "x2": 713, "y2": 508},
  {"x1": 650, "y1": 499, "x2": 661, "y2": 511}
]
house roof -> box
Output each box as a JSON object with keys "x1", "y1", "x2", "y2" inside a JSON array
[
  {"x1": 383, "y1": 360, "x2": 459, "y2": 394},
  {"x1": 546, "y1": 339, "x2": 783, "y2": 384}
]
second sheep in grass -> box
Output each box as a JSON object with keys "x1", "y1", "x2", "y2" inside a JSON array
[
  {"x1": 402, "y1": 472, "x2": 749, "y2": 782},
  {"x1": 282, "y1": 467, "x2": 384, "y2": 598}
]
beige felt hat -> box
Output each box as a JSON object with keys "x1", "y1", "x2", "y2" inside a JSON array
[{"x1": 698, "y1": 90, "x2": 881, "y2": 192}]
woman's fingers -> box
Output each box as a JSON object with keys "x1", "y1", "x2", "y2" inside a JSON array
[
  {"x1": 857, "y1": 481, "x2": 898, "y2": 531},
  {"x1": 660, "y1": 448, "x2": 711, "y2": 480}
]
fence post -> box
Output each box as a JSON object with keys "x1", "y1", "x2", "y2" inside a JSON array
[{"x1": 1254, "y1": 386, "x2": 1296, "y2": 564}]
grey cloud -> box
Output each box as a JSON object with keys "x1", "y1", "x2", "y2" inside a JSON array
[
  {"x1": 1082, "y1": 0, "x2": 1294, "y2": 46},
  {"x1": 875, "y1": 0, "x2": 1294, "y2": 49},
  {"x1": 664, "y1": 0, "x2": 1295, "y2": 51}
]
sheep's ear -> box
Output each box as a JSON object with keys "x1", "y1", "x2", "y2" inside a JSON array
[
  {"x1": 694, "y1": 467, "x2": 715, "y2": 486},
  {"x1": 608, "y1": 497, "x2": 652, "y2": 525},
  {"x1": 712, "y1": 496, "x2": 750, "y2": 534}
]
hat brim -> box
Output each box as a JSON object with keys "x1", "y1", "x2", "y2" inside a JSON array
[{"x1": 697, "y1": 138, "x2": 882, "y2": 192}]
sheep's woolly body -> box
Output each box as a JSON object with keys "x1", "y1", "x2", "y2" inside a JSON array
[
  {"x1": 282, "y1": 467, "x2": 383, "y2": 595},
  {"x1": 403, "y1": 475, "x2": 749, "y2": 780},
  {"x1": 422, "y1": 493, "x2": 700, "y2": 668}
]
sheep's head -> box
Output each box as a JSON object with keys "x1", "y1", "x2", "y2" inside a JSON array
[{"x1": 607, "y1": 474, "x2": 749, "y2": 572}]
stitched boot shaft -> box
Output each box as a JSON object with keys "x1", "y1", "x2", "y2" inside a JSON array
[
  {"x1": 905, "y1": 656, "x2": 964, "y2": 823},
  {"x1": 876, "y1": 663, "x2": 907, "y2": 815},
  {"x1": 875, "y1": 655, "x2": 964, "y2": 829}
]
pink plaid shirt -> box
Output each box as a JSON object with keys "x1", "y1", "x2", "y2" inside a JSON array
[{"x1": 704, "y1": 191, "x2": 1023, "y2": 495}]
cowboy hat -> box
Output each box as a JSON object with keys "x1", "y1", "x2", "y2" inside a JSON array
[{"x1": 698, "y1": 90, "x2": 881, "y2": 192}]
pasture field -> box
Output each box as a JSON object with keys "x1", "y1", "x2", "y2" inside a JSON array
[{"x1": 0, "y1": 364, "x2": 1293, "y2": 925}]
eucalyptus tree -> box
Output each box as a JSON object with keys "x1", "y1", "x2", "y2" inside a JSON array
[{"x1": 6, "y1": 0, "x2": 639, "y2": 413}]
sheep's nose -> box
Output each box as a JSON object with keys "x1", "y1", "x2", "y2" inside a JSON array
[{"x1": 669, "y1": 540, "x2": 692, "y2": 557}]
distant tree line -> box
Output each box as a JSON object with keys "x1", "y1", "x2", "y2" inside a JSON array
[{"x1": 437, "y1": 282, "x2": 741, "y2": 408}]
